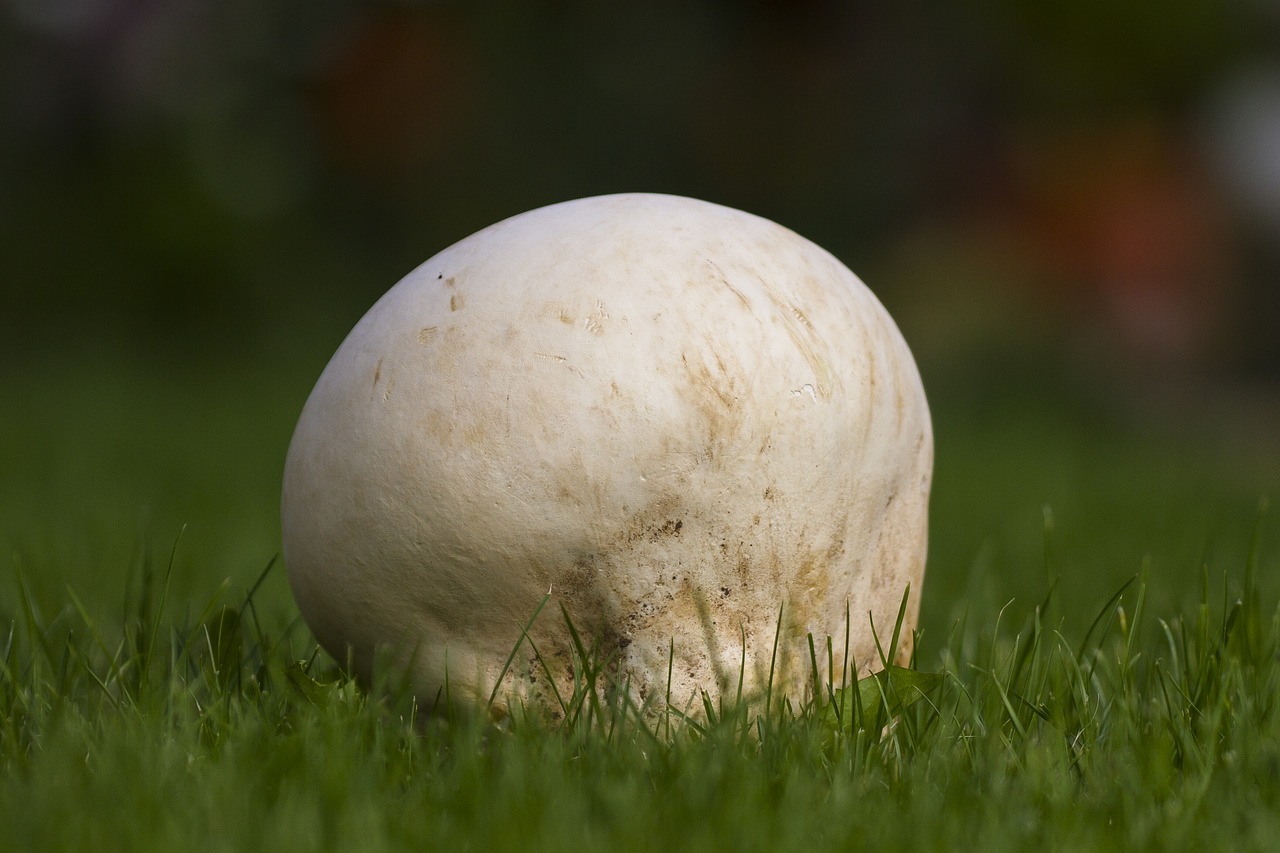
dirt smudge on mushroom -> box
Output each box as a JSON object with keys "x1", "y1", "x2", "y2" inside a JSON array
[
  {"x1": 705, "y1": 258, "x2": 753, "y2": 311},
  {"x1": 762, "y1": 287, "x2": 835, "y2": 400}
]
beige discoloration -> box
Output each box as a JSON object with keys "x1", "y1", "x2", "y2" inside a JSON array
[{"x1": 281, "y1": 194, "x2": 932, "y2": 717}]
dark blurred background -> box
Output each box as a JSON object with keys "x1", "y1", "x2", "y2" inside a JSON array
[{"x1": 2, "y1": 1, "x2": 1278, "y2": 645}]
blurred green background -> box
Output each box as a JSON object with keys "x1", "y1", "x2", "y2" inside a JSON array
[{"x1": 2, "y1": 1, "x2": 1278, "y2": 654}]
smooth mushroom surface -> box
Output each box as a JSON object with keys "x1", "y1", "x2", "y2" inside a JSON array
[{"x1": 281, "y1": 193, "x2": 932, "y2": 715}]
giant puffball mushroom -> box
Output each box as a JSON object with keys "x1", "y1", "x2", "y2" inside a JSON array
[{"x1": 281, "y1": 193, "x2": 932, "y2": 715}]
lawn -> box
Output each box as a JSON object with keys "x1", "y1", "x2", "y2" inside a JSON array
[{"x1": 2, "y1": 344, "x2": 1278, "y2": 851}]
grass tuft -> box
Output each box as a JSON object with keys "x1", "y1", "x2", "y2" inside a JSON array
[{"x1": 1, "y1": 518, "x2": 1278, "y2": 849}]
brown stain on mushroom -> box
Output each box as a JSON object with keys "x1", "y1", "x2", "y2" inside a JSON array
[
  {"x1": 705, "y1": 258, "x2": 753, "y2": 311},
  {"x1": 674, "y1": 347, "x2": 748, "y2": 464},
  {"x1": 540, "y1": 479, "x2": 851, "y2": 706},
  {"x1": 460, "y1": 420, "x2": 487, "y2": 446},
  {"x1": 549, "y1": 494, "x2": 696, "y2": 665},
  {"x1": 763, "y1": 288, "x2": 835, "y2": 400},
  {"x1": 533, "y1": 352, "x2": 584, "y2": 378},
  {"x1": 371, "y1": 358, "x2": 396, "y2": 401}
]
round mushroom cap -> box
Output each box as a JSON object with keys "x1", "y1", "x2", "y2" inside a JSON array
[{"x1": 281, "y1": 193, "x2": 932, "y2": 715}]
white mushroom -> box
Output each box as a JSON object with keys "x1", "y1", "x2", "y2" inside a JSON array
[{"x1": 281, "y1": 193, "x2": 932, "y2": 715}]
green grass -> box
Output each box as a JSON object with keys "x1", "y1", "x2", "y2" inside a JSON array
[
  {"x1": 3, "y1": 518, "x2": 1279, "y2": 851},
  {"x1": 3, "y1": 354, "x2": 1279, "y2": 851}
]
